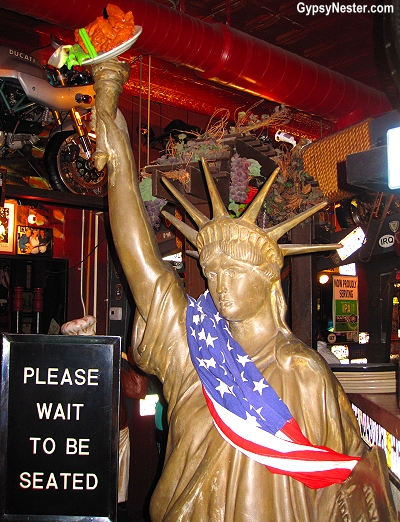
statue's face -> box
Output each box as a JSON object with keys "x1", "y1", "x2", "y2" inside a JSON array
[{"x1": 202, "y1": 253, "x2": 268, "y2": 322}]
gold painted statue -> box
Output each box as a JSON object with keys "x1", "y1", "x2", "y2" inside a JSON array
[{"x1": 92, "y1": 59, "x2": 396, "y2": 522}]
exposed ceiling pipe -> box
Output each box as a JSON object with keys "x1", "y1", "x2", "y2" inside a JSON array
[{"x1": 0, "y1": 0, "x2": 392, "y2": 125}]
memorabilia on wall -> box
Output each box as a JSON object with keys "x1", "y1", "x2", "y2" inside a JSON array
[
  {"x1": 0, "y1": 200, "x2": 16, "y2": 255},
  {"x1": 16, "y1": 226, "x2": 53, "y2": 256}
]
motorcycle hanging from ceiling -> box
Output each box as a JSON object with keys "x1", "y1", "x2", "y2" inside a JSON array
[{"x1": 0, "y1": 45, "x2": 107, "y2": 197}]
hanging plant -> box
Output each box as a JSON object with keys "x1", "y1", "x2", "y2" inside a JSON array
[
  {"x1": 257, "y1": 143, "x2": 324, "y2": 228},
  {"x1": 140, "y1": 103, "x2": 326, "y2": 226}
]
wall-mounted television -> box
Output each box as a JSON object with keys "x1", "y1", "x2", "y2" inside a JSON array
[{"x1": 388, "y1": 126, "x2": 400, "y2": 190}]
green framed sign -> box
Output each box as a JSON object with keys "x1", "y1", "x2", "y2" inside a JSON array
[{"x1": 333, "y1": 275, "x2": 359, "y2": 336}]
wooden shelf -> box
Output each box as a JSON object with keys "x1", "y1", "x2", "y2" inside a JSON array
[{"x1": 4, "y1": 184, "x2": 108, "y2": 211}]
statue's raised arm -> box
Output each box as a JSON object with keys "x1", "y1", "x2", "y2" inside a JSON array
[{"x1": 91, "y1": 59, "x2": 185, "y2": 320}]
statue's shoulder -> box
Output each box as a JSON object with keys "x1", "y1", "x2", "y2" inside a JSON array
[{"x1": 275, "y1": 331, "x2": 327, "y2": 374}]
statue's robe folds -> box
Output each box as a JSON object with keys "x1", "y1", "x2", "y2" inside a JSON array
[{"x1": 133, "y1": 273, "x2": 395, "y2": 522}]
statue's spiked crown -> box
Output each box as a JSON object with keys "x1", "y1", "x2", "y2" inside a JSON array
[{"x1": 161, "y1": 158, "x2": 340, "y2": 265}]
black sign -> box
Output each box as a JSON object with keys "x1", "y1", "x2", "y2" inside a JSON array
[{"x1": 0, "y1": 334, "x2": 121, "y2": 521}]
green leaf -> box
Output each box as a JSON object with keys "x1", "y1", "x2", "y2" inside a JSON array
[
  {"x1": 228, "y1": 200, "x2": 241, "y2": 217},
  {"x1": 139, "y1": 177, "x2": 156, "y2": 201},
  {"x1": 248, "y1": 159, "x2": 261, "y2": 177}
]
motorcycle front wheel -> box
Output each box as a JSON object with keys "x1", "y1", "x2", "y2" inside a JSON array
[{"x1": 44, "y1": 130, "x2": 108, "y2": 197}]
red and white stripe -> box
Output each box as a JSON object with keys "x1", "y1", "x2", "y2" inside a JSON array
[{"x1": 203, "y1": 387, "x2": 360, "y2": 489}]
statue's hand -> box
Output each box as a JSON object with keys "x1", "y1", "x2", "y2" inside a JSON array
[
  {"x1": 91, "y1": 106, "x2": 129, "y2": 171},
  {"x1": 90, "y1": 59, "x2": 131, "y2": 171},
  {"x1": 91, "y1": 107, "x2": 130, "y2": 171}
]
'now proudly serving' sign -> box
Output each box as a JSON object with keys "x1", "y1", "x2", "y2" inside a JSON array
[{"x1": 333, "y1": 275, "x2": 359, "y2": 337}]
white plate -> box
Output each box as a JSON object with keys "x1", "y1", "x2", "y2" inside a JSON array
[{"x1": 82, "y1": 26, "x2": 142, "y2": 65}]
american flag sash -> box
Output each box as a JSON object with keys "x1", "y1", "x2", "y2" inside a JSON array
[{"x1": 186, "y1": 290, "x2": 360, "y2": 489}]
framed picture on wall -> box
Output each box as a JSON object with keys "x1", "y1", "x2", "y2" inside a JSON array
[
  {"x1": 16, "y1": 226, "x2": 53, "y2": 256},
  {"x1": 0, "y1": 200, "x2": 16, "y2": 255}
]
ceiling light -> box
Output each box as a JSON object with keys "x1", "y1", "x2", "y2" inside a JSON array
[{"x1": 319, "y1": 274, "x2": 330, "y2": 284}]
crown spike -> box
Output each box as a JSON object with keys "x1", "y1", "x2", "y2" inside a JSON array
[
  {"x1": 267, "y1": 201, "x2": 328, "y2": 242},
  {"x1": 161, "y1": 210, "x2": 198, "y2": 246},
  {"x1": 161, "y1": 177, "x2": 209, "y2": 228},
  {"x1": 280, "y1": 243, "x2": 341, "y2": 257},
  {"x1": 240, "y1": 167, "x2": 280, "y2": 224},
  {"x1": 201, "y1": 157, "x2": 228, "y2": 218}
]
